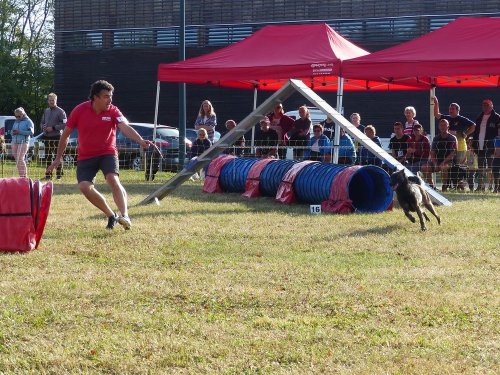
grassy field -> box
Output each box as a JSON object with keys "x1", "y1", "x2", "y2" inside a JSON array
[{"x1": 0, "y1": 171, "x2": 499, "y2": 374}]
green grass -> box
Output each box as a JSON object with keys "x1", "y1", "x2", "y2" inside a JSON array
[{"x1": 1, "y1": 171, "x2": 499, "y2": 374}]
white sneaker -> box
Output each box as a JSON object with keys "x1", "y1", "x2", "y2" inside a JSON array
[{"x1": 117, "y1": 215, "x2": 132, "y2": 230}]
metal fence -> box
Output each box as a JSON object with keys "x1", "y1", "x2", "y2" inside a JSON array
[{"x1": 1, "y1": 136, "x2": 498, "y2": 193}]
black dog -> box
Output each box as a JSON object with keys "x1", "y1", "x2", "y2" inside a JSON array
[{"x1": 390, "y1": 169, "x2": 441, "y2": 231}]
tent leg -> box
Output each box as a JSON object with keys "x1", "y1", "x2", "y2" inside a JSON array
[
  {"x1": 251, "y1": 87, "x2": 257, "y2": 154},
  {"x1": 333, "y1": 77, "x2": 344, "y2": 164},
  {"x1": 429, "y1": 85, "x2": 436, "y2": 139},
  {"x1": 149, "y1": 81, "x2": 161, "y2": 181}
]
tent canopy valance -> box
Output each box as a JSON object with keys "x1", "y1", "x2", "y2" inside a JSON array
[
  {"x1": 157, "y1": 23, "x2": 424, "y2": 91},
  {"x1": 341, "y1": 17, "x2": 500, "y2": 88}
]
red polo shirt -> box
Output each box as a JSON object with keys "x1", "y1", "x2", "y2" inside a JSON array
[{"x1": 66, "y1": 101, "x2": 126, "y2": 160}]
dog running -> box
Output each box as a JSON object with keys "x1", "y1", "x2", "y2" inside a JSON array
[{"x1": 390, "y1": 169, "x2": 441, "y2": 231}]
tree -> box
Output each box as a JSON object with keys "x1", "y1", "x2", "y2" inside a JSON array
[{"x1": 0, "y1": 0, "x2": 54, "y2": 129}]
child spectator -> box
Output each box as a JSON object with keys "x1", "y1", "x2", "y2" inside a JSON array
[
  {"x1": 465, "y1": 137, "x2": 479, "y2": 191},
  {"x1": 304, "y1": 124, "x2": 330, "y2": 162},
  {"x1": 337, "y1": 127, "x2": 356, "y2": 164},
  {"x1": 190, "y1": 128, "x2": 212, "y2": 180},
  {"x1": 406, "y1": 124, "x2": 430, "y2": 175},
  {"x1": 358, "y1": 125, "x2": 382, "y2": 166}
]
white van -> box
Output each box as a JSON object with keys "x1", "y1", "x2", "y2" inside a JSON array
[
  {"x1": 0, "y1": 115, "x2": 16, "y2": 139},
  {"x1": 285, "y1": 107, "x2": 329, "y2": 126}
]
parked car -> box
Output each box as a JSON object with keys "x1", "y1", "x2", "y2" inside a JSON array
[
  {"x1": 116, "y1": 123, "x2": 193, "y2": 171},
  {"x1": 0, "y1": 115, "x2": 16, "y2": 138},
  {"x1": 26, "y1": 129, "x2": 79, "y2": 167}
]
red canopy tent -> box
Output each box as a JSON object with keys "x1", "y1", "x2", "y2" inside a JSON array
[
  {"x1": 156, "y1": 23, "x2": 423, "y2": 91},
  {"x1": 342, "y1": 17, "x2": 500, "y2": 136},
  {"x1": 154, "y1": 23, "x2": 423, "y2": 157},
  {"x1": 342, "y1": 17, "x2": 500, "y2": 88}
]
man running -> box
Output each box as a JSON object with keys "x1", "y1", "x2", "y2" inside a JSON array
[{"x1": 47, "y1": 80, "x2": 154, "y2": 230}]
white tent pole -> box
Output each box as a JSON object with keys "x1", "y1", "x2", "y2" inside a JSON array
[
  {"x1": 429, "y1": 84, "x2": 436, "y2": 140},
  {"x1": 153, "y1": 81, "x2": 160, "y2": 136},
  {"x1": 148, "y1": 81, "x2": 161, "y2": 179},
  {"x1": 333, "y1": 77, "x2": 344, "y2": 163},
  {"x1": 251, "y1": 87, "x2": 257, "y2": 153}
]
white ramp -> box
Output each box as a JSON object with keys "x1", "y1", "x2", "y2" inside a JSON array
[
  {"x1": 139, "y1": 81, "x2": 300, "y2": 204},
  {"x1": 140, "y1": 79, "x2": 450, "y2": 207},
  {"x1": 287, "y1": 79, "x2": 451, "y2": 207}
]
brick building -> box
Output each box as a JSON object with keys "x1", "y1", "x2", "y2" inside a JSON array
[{"x1": 54, "y1": 0, "x2": 500, "y2": 137}]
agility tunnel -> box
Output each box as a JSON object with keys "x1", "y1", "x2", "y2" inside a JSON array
[
  {"x1": 0, "y1": 177, "x2": 53, "y2": 252},
  {"x1": 204, "y1": 156, "x2": 393, "y2": 213}
]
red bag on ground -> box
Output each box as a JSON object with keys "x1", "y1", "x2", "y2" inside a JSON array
[{"x1": 0, "y1": 178, "x2": 53, "y2": 252}]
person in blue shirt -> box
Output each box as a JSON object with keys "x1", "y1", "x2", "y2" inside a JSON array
[
  {"x1": 492, "y1": 126, "x2": 500, "y2": 193},
  {"x1": 304, "y1": 124, "x2": 330, "y2": 162},
  {"x1": 11, "y1": 107, "x2": 34, "y2": 177},
  {"x1": 337, "y1": 127, "x2": 356, "y2": 164},
  {"x1": 358, "y1": 125, "x2": 382, "y2": 167}
]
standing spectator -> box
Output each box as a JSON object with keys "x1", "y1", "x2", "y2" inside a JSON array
[
  {"x1": 471, "y1": 99, "x2": 500, "y2": 191},
  {"x1": 194, "y1": 100, "x2": 217, "y2": 142},
  {"x1": 403, "y1": 106, "x2": 420, "y2": 135},
  {"x1": 389, "y1": 121, "x2": 411, "y2": 165},
  {"x1": 358, "y1": 125, "x2": 382, "y2": 167},
  {"x1": 350, "y1": 112, "x2": 365, "y2": 164},
  {"x1": 304, "y1": 124, "x2": 330, "y2": 162},
  {"x1": 268, "y1": 102, "x2": 294, "y2": 159},
  {"x1": 432, "y1": 96, "x2": 475, "y2": 165},
  {"x1": 350, "y1": 112, "x2": 365, "y2": 133},
  {"x1": 421, "y1": 119, "x2": 457, "y2": 191},
  {"x1": 223, "y1": 119, "x2": 245, "y2": 156},
  {"x1": 287, "y1": 105, "x2": 311, "y2": 160},
  {"x1": 40, "y1": 93, "x2": 67, "y2": 180},
  {"x1": 464, "y1": 137, "x2": 479, "y2": 191},
  {"x1": 47, "y1": 80, "x2": 154, "y2": 230},
  {"x1": 337, "y1": 127, "x2": 356, "y2": 165},
  {"x1": 11, "y1": 107, "x2": 34, "y2": 178},
  {"x1": 406, "y1": 124, "x2": 430, "y2": 175},
  {"x1": 320, "y1": 116, "x2": 335, "y2": 140},
  {"x1": 255, "y1": 117, "x2": 279, "y2": 158},
  {"x1": 0, "y1": 134, "x2": 5, "y2": 155},
  {"x1": 491, "y1": 126, "x2": 500, "y2": 193}
]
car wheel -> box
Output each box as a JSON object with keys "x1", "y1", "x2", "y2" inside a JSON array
[
  {"x1": 131, "y1": 155, "x2": 143, "y2": 171},
  {"x1": 63, "y1": 155, "x2": 75, "y2": 167}
]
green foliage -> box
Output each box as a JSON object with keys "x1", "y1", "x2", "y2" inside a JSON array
[{"x1": 0, "y1": 0, "x2": 54, "y2": 127}]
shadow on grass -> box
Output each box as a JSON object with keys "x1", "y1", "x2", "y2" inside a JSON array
[{"x1": 345, "y1": 224, "x2": 401, "y2": 236}]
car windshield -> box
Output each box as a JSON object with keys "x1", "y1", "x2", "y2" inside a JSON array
[{"x1": 129, "y1": 125, "x2": 178, "y2": 140}]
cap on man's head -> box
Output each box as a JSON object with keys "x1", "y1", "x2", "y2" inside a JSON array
[
  {"x1": 413, "y1": 123, "x2": 423, "y2": 129},
  {"x1": 260, "y1": 117, "x2": 270, "y2": 124}
]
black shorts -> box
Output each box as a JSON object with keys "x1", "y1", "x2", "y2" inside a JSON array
[
  {"x1": 477, "y1": 150, "x2": 492, "y2": 169},
  {"x1": 76, "y1": 154, "x2": 119, "y2": 183}
]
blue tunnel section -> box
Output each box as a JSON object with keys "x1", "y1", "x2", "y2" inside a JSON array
[
  {"x1": 293, "y1": 163, "x2": 348, "y2": 204},
  {"x1": 219, "y1": 158, "x2": 260, "y2": 193},
  {"x1": 346, "y1": 165, "x2": 393, "y2": 213},
  {"x1": 259, "y1": 159, "x2": 297, "y2": 197},
  {"x1": 214, "y1": 158, "x2": 393, "y2": 213}
]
